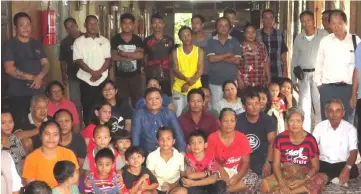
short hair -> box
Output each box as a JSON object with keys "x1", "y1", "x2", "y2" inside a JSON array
[
  {"x1": 144, "y1": 87, "x2": 162, "y2": 98},
  {"x1": 269, "y1": 82, "x2": 280, "y2": 88},
  {"x1": 93, "y1": 124, "x2": 110, "y2": 138},
  {"x1": 113, "y1": 130, "x2": 132, "y2": 143},
  {"x1": 125, "y1": 146, "x2": 145, "y2": 160},
  {"x1": 85, "y1": 15, "x2": 98, "y2": 24},
  {"x1": 178, "y1": 26, "x2": 192, "y2": 39},
  {"x1": 219, "y1": 107, "x2": 237, "y2": 121},
  {"x1": 63, "y1": 17, "x2": 77, "y2": 27},
  {"x1": 45, "y1": 80, "x2": 65, "y2": 98},
  {"x1": 329, "y1": 9, "x2": 347, "y2": 23},
  {"x1": 151, "y1": 13, "x2": 163, "y2": 23},
  {"x1": 215, "y1": 17, "x2": 232, "y2": 29},
  {"x1": 223, "y1": 7, "x2": 236, "y2": 16},
  {"x1": 241, "y1": 87, "x2": 260, "y2": 105},
  {"x1": 243, "y1": 22, "x2": 256, "y2": 33},
  {"x1": 20, "y1": 181, "x2": 51, "y2": 194},
  {"x1": 156, "y1": 126, "x2": 175, "y2": 139},
  {"x1": 187, "y1": 88, "x2": 205, "y2": 102},
  {"x1": 285, "y1": 107, "x2": 305, "y2": 122},
  {"x1": 13, "y1": 12, "x2": 31, "y2": 26},
  {"x1": 188, "y1": 130, "x2": 207, "y2": 143},
  {"x1": 262, "y1": 9, "x2": 275, "y2": 18},
  {"x1": 191, "y1": 14, "x2": 205, "y2": 24},
  {"x1": 146, "y1": 77, "x2": 160, "y2": 86},
  {"x1": 300, "y1": 10, "x2": 314, "y2": 20},
  {"x1": 325, "y1": 99, "x2": 345, "y2": 111},
  {"x1": 322, "y1": 10, "x2": 333, "y2": 15},
  {"x1": 30, "y1": 94, "x2": 48, "y2": 108},
  {"x1": 222, "y1": 80, "x2": 237, "y2": 92},
  {"x1": 201, "y1": 87, "x2": 211, "y2": 94},
  {"x1": 53, "y1": 161, "x2": 76, "y2": 184},
  {"x1": 95, "y1": 148, "x2": 115, "y2": 162},
  {"x1": 121, "y1": 13, "x2": 135, "y2": 23},
  {"x1": 1, "y1": 109, "x2": 12, "y2": 115},
  {"x1": 53, "y1": 109, "x2": 74, "y2": 122}
]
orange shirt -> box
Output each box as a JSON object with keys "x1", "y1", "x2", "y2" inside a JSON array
[{"x1": 22, "y1": 146, "x2": 79, "y2": 187}]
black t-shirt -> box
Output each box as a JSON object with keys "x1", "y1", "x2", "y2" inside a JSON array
[
  {"x1": 59, "y1": 33, "x2": 84, "y2": 78},
  {"x1": 122, "y1": 166, "x2": 158, "y2": 190},
  {"x1": 3, "y1": 38, "x2": 46, "y2": 96},
  {"x1": 60, "y1": 133, "x2": 87, "y2": 159},
  {"x1": 110, "y1": 33, "x2": 144, "y2": 77},
  {"x1": 236, "y1": 112, "x2": 276, "y2": 175},
  {"x1": 109, "y1": 99, "x2": 133, "y2": 137},
  {"x1": 230, "y1": 28, "x2": 244, "y2": 43}
]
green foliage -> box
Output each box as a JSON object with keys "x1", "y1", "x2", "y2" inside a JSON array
[{"x1": 174, "y1": 13, "x2": 192, "y2": 44}]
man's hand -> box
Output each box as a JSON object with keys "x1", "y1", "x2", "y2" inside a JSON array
[
  {"x1": 90, "y1": 70, "x2": 102, "y2": 82},
  {"x1": 30, "y1": 74, "x2": 44, "y2": 89},
  {"x1": 181, "y1": 83, "x2": 190, "y2": 93},
  {"x1": 62, "y1": 73, "x2": 68, "y2": 85},
  {"x1": 350, "y1": 95, "x2": 357, "y2": 109},
  {"x1": 182, "y1": 178, "x2": 195, "y2": 187},
  {"x1": 339, "y1": 167, "x2": 351, "y2": 185},
  {"x1": 227, "y1": 176, "x2": 239, "y2": 186},
  {"x1": 225, "y1": 52, "x2": 235, "y2": 58},
  {"x1": 262, "y1": 162, "x2": 272, "y2": 178}
]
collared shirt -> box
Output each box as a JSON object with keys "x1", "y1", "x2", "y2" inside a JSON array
[
  {"x1": 355, "y1": 42, "x2": 361, "y2": 99},
  {"x1": 205, "y1": 35, "x2": 242, "y2": 85},
  {"x1": 256, "y1": 28, "x2": 288, "y2": 77},
  {"x1": 314, "y1": 33, "x2": 361, "y2": 86},
  {"x1": 312, "y1": 119, "x2": 358, "y2": 164},
  {"x1": 59, "y1": 32, "x2": 84, "y2": 78},
  {"x1": 146, "y1": 148, "x2": 184, "y2": 190},
  {"x1": 178, "y1": 110, "x2": 220, "y2": 140},
  {"x1": 131, "y1": 108, "x2": 186, "y2": 154},
  {"x1": 73, "y1": 34, "x2": 111, "y2": 86}
]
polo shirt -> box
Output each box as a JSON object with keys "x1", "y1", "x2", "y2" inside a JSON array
[
  {"x1": 193, "y1": 36, "x2": 210, "y2": 75},
  {"x1": 146, "y1": 148, "x2": 184, "y2": 190},
  {"x1": 312, "y1": 119, "x2": 358, "y2": 164},
  {"x1": 59, "y1": 32, "x2": 84, "y2": 78},
  {"x1": 178, "y1": 110, "x2": 220, "y2": 140},
  {"x1": 73, "y1": 34, "x2": 111, "y2": 86},
  {"x1": 110, "y1": 33, "x2": 144, "y2": 77},
  {"x1": 3, "y1": 38, "x2": 46, "y2": 96},
  {"x1": 204, "y1": 35, "x2": 242, "y2": 85},
  {"x1": 314, "y1": 33, "x2": 361, "y2": 86},
  {"x1": 47, "y1": 98, "x2": 80, "y2": 125},
  {"x1": 144, "y1": 34, "x2": 174, "y2": 69},
  {"x1": 355, "y1": 42, "x2": 361, "y2": 99}
]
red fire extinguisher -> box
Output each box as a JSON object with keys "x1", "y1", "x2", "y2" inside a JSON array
[{"x1": 42, "y1": 2, "x2": 56, "y2": 45}]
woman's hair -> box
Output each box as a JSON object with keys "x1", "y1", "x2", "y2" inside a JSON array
[
  {"x1": 285, "y1": 107, "x2": 305, "y2": 122},
  {"x1": 243, "y1": 22, "x2": 256, "y2": 33},
  {"x1": 39, "y1": 120, "x2": 62, "y2": 143},
  {"x1": 219, "y1": 107, "x2": 237, "y2": 120},
  {"x1": 90, "y1": 101, "x2": 112, "y2": 125},
  {"x1": 280, "y1": 77, "x2": 293, "y2": 87},
  {"x1": 53, "y1": 109, "x2": 74, "y2": 122},
  {"x1": 222, "y1": 80, "x2": 237, "y2": 92},
  {"x1": 100, "y1": 80, "x2": 118, "y2": 96},
  {"x1": 53, "y1": 160, "x2": 76, "y2": 184},
  {"x1": 45, "y1": 80, "x2": 65, "y2": 98},
  {"x1": 255, "y1": 86, "x2": 271, "y2": 110},
  {"x1": 20, "y1": 181, "x2": 51, "y2": 194}
]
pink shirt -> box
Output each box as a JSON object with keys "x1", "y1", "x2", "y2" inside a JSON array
[{"x1": 48, "y1": 98, "x2": 80, "y2": 125}]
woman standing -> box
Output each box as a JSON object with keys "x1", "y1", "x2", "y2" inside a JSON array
[
  {"x1": 261, "y1": 108, "x2": 327, "y2": 194},
  {"x1": 207, "y1": 108, "x2": 258, "y2": 193},
  {"x1": 213, "y1": 81, "x2": 244, "y2": 115}
]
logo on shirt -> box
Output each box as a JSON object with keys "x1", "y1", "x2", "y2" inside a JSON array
[
  {"x1": 36, "y1": 49, "x2": 41, "y2": 54},
  {"x1": 285, "y1": 147, "x2": 308, "y2": 165},
  {"x1": 110, "y1": 116, "x2": 124, "y2": 133},
  {"x1": 247, "y1": 134, "x2": 260, "y2": 150}
]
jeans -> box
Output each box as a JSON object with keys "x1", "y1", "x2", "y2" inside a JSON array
[{"x1": 172, "y1": 91, "x2": 187, "y2": 117}]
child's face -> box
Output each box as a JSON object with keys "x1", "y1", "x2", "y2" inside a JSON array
[
  {"x1": 93, "y1": 127, "x2": 111, "y2": 149},
  {"x1": 1, "y1": 113, "x2": 14, "y2": 135},
  {"x1": 95, "y1": 105, "x2": 112, "y2": 124},
  {"x1": 69, "y1": 169, "x2": 80, "y2": 185},
  {"x1": 96, "y1": 157, "x2": 114, "y2": 178},
  {"x1": 259, "y1": 92, "x2": 268, "y2": 110},
  {"x1": 281, "y1": 82, "x2": 292, "y2": 96},
  {"x1": 127, "y1": 153, "x2": 145, "y2": 168},
  {"x1": 157, "y1": 130, "x2": 175, "y2": 150},
  {"x1": 188, "y1": 136, "x2": 207, "y2": 154},
  {"x1": 269, "y1": 84, "x2": 280, "y2": 99},
  {"x1": 115, "y1": 139, "x2": 131, "y2": 153}
]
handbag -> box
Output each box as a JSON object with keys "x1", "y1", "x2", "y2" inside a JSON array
[{"x1": 293, "y1": 66, "x2": 304, "y2": 80}]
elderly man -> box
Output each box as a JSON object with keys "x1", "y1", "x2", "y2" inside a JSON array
[
  {"x1": 14, "y1": 95, "x2": 49, "y2": 153},
  {"x1": 313, "y1": 99, "x2": 359, "y2": 185},
  {"x1": 132, "y1": 87, "x2": 186, "y2": 155}
]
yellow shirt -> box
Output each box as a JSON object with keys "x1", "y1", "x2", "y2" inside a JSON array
[{"x1": 173, "y1": 45, "x2": 202, "y2": 94}]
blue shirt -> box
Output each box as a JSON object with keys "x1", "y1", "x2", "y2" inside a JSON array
[
  {"x1": 135, "y1": 94, "x2": 172, "y2": 110},
  {"x1": 131, "y1": 107, "x2": 186, "y2": 154},
  {"x1": 356, "y1": 42, "x2": 361, "y2": 99}
]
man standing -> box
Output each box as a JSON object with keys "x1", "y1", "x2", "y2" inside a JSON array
[
  {"x1": 172, "y1": 26, "x2": 203, "y2": 116},
  {"x1": 313, "y1": 100, "x2": 359, "y2": 185},
  {"x1": 110, "y1": 13, "x2": 144, "y2": 108},
  {"x1": 314, "y1": 10, "x2": 360, "y2": 122},
  {"x1": 322, "y1": 10, "x2": 333, "y2": 34},
  {"x1": 354, "y1": 42, "x2": 361, "y2": 153},
  {"x1": 236, "y1": 89, "x2": 276, "y2": 177},
  {"x1": 256, "y1": 9, "x2": 288, "y2": 80},
  {"x1": 4, "y1": 12, "x2": 49, "y2": 122},
  {"x1": 291, "y1": 11, "x2": 329, "y2": 132},
  {"x1": 223, "y1": 8, "x2": 244, "y2": 43},
  {"x1": 59, "y1": 17, "x2": 83, "y2": 123},
  {"x1": 143, "y1": 13, "x2": 174, "y2": 96},
  {"x1": 73, "y1": 15, "x2": 111, "y2": 124},
  {"x1": 205, "y1": 17, "x2": 241, "y2": 105}
]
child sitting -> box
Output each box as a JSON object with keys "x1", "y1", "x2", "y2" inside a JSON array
[
  {"x1": 52, "y1": 161, "x2": 80, "y2": 194},
  {"x1": 146, "y1": 126, "x2": 187, "y2": 194},
  {"x1": 20, "y1": 181, "x2": 52, "y2": 194},
  {"x1": 267, "y1": 82, "x2": 285, "y2": 134},
  {"x1": 122, "y1": 147, "x2": 158, "y2": 194},
  {"x1": 85, "y1": 148, "x2": 128, "y2": 194},
  {"x1": 113, "y1": 130, "x2": 132, "y2": 164},
  {"x1": 183, "y1": 130, "x2": 227, "y2": 194},
  {"x1": 83, "y1": 125, "x2": 125, "y2": 176}
]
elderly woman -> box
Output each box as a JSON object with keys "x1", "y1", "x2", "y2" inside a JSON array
[
  {"x1": 46, "y1": 80, "x2": 80, "y2": 133},
  {"x1": 214, "y1": 80, "x2": 244, "y2": 115},
  {"x1": 207, "y1": 108, "x2": 258, "y2": 193},
  {"x1": 22, "y1": 120, "x2": 79, "y2": 188},
  {"x1": 261, "y1": 108, "x2": 327, "y2": 194}
]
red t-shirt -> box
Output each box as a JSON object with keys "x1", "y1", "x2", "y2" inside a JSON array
[
  {"x1": 82, "y1": 123, "x2": 96, "y2": 153},
  {"x1": 272, "y1": 98, "x2": 286, "y2": 112},
  {"x1": 48, "y1": 98, "x2": 80, "y2": 125},
  {"x1": 274, "y1": 131, "x2": 319, "y2": 167},
  {"x1": 207, "y1": 131, "x2": 252, "y2": 171}
]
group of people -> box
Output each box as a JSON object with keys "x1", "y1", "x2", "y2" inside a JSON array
[{"x1": 1, "y1": 5, "x2": 361, "y2": 194}]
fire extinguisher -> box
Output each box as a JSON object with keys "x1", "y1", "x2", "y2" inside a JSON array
[{"x1": 42, "y1": 1, "x2": 56, "y2": 45}]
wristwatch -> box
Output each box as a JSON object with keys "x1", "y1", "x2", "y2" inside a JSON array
[{"x1": 346, "y1": 164, "x2": 352, "y2": 169}]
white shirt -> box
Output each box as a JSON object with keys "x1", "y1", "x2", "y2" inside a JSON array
[
  {"x1": 214, "y1": 97, "x2": 244, "y2": 115},
  {"x1": 146, "y1": 148, "x2": 184, "y2": 190},
  {"x1": 314, "y1": 33, "x2": 361, "y2": 86},
  {"x1": 312, "y1": 119, "x2": 358, "y2": 164},
  {"x1": 73, "y1": 34, "x2": 111, "y2": 86}
]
